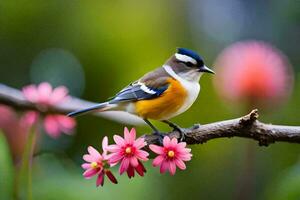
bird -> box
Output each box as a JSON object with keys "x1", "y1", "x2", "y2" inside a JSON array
[{"x1": 68, "y1": 48, "x2": 214, "y2": 140}]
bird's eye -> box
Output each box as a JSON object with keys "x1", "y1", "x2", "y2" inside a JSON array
[{"x1": 186, "y1": 62, "x2": 193, "y2": 67}]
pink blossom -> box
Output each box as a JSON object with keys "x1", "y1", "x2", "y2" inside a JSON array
[
  {"x1": 20, "y1": 111, "x2": 39, "y2": 128},
  {"x1": 149, "y1": 136, "x2": 192, "y2": 175},
  {"x1": 22, "y1": 82, "x2": 68, "y2": 108},
  {"x1": 82, "y1": 137, "x2": 118, "y2": 187},
  {"x1": 22, "y1": 82, "x2": 76, "y2": 138},
  {"x1": 0, "y1": 105, "x2": 39, "y2": 162},
  {"x1": 106, "y1": 127, "x2": 149, "y2": 178},
  {"x1": 213, "y1": 40, "x2": 293, "y2": 109}
]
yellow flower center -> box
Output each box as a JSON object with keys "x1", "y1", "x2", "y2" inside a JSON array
[
  {"x1": 90, "y1": 162, "x2": 98, "y2": 169},
  {"x1": 125, "y1": 147, "x2": 132, "y2": 154},
  {"x1": 167, "y1": 150, "x2": 175, "y2": 158}
]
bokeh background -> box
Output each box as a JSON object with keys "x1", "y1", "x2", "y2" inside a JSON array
[{"x1": 0, "y1": 0, "x2": 300, "y2": 199}]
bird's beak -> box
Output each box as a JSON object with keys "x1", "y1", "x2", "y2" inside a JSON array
[{"x1": 199, "y1": 65, "x2": 215, "y2": 74}]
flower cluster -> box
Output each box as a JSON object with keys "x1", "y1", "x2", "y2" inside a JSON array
[
  {"x1": 22, "y1": 82, "x2": 76, "y2": 138},
  {"x1": 82, "y1": 127, "x2": 193, "y2": 187}
]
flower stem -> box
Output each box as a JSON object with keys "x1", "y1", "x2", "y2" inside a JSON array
[{"x1": 14, "y1": 126, "x2": 36, "y2": 200}]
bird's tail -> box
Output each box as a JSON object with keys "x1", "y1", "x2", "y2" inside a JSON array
[{"x1": 67, "y1": 102, "x2": 116, "y2": 117}]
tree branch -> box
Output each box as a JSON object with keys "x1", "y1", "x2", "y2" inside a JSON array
[
  {"x1": 1, "y1": 83, "x2": 300, "y2": 146},
  {"x1": 144, "y1": 109, "x2": 300, "y2": 146}
]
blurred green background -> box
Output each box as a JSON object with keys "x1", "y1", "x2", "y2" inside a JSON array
[{"x1": 0, "y1": 0, "x2": 300, "y2": 199}]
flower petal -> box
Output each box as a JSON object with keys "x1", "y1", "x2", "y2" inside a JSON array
[
  {"x1": 119, "y1": 158, "x2": 130, "y2": 175},
  {"x1": 105, "y1": 170, "x2": 118, "y2": 184},
  {"x1": 83, "y1": 154, "x2": 95, "y2": 162},
  {"x1": 102, "y1": 136, "x2": 108, "y2": 151},
  {"x1": 83, "y1": 168, "x2": 98, "y2": 178},
  {"x1": 21, "y1": 111, "x2": 39, "y2": 127},
  {"x1": 177, "y1": 142, "x2": 187, "y2": 148},
  {"x1": 113, "y1": 135, "x2": 125, "y2": 146},
  {"x1": 135, "y1": 163, "x2": 146, "y2": 177},
  {"x1": 124, "y1": 127, "x2": 136, "y2": 144},
  {"x1": 108, "y1": 153, "x2": 123, "y2": 164},
  {"x1": 87, "y1": 146, "x2": 102, "y2": 160},
  {"x1": 81, "y1": 163, "x2": 90, "y2": 170},
  {"x1": 163, "y1": 136, "x2": 171, "y2": 148},
  {"x1": 149, "y1": 144, "x2": 164, "y2": 154},
  {"x1": 124, "y1": 127, "x2": 131, "y2": 143},
  {"x1": 106, "y1": 144, "x2": 121, "y2": 153},
  {"x1": 178, "y1": 153, "x2": 192, "y2": 161},
  {"x1": 135, "y1": 150, "x2": 149, "y2": 161},
  {"x1": 170, "y1": 137, "x2": 178, "y2": 148},
  {"x1": 130, "y1": 157, "x2": 139, "y2": 167},
  {"x1": 44, "y1": 115, "x2": 60, "y2": 138},
  {"x1": 37, "y1": 82, "x2": 53, "y2": 104},
  {"x1": 22, "y1": 85, "x2": 38, "y2": 103},
  {"x1": 160, "y1": 160, "x2": 169, "y2": 174},
  {"x1": 169, "y1": 161, "x2": 176, "y2": 175},
  {"x1": 134, "y1": 137, "x2": 146, "y2": 149},
  {"x1": 96, "y1": 172, "x2": 104, "y2": 187},
  {"x1": 152, "y1": 155, "x2": 164, "y2": 167},
  {"x1": 175, "y1": 158, "x2": 186, "y2": 170},
  {"x1": 128, "y1": 128, "x2": 136, "y2": 143},
  {"x1": 55, "y1": 115, "x2": 76, "y2": 134},
  {"x1": 126, "y1": 165, "x2": 135, "y2": 178},
  {"x1": 50, "y1": 86, "x2": 68, "y2": 104}
]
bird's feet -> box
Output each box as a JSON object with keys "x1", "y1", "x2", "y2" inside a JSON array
[
  {"x1": 163, "y1": 120, "x2": 188, "y2": 142},
  {"x1": 172, "y1": 125, "x2": 188, "y2": 142},
  {"x1": 153, "y1": 131, "x2": 165, "y2": 145},
  {"x1": 163, "y1": 121, "x2": 201, "y2": 142}
]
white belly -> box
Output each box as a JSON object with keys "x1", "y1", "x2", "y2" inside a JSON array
[
  {"x1": 163, "y1": 65, "x2": 201, "y2": 119},
  {"x1": 167, "y1": 81, "x2": 200, "y2": 119}
]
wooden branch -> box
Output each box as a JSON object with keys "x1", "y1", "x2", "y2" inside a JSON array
[
  {"x1": 144, "y1": 109, "x2": 300, "y2": 146},
  {"x1": 1, "y1": 83, "x2": 300, "y2": 146}
]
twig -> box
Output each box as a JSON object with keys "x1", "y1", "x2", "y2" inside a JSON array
[
  {"x1": 1, "y1": 83, "x2": 300, "y2": 146},
  {"x1": 143, "y1": 109, "x2": 300, "y2": 146}
]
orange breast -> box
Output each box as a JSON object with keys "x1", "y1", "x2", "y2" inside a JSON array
[{"x1": 135, "y1": 78, "x2": 187, "y2": 120}]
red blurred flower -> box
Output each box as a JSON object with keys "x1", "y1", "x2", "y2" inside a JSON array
[
  {"x1": 22, "y1": 82, "x2": 76, "y2": 138},
  {"x1": 213, "y1": 40, "x2": 293, "y2": 109},
  {"x1": 149, "y1": 136, "x2": 192, "y2": 175},
  {"x1": 106, "y1": 127, "x2": 149, "y2": 178},
  {"x1": 82, "y1": 137, "x2": 118, "y2": 187}
]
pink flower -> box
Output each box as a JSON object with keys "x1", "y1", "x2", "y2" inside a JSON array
[
  {"x1": 106, "y1": 127, "x2": 149, "y2": 178},
  {"x1": 0, "y1": 105, "x2": 40, "y2": 163},
  {"x1": 22, "y1": 82, "x2": 68, "y2": 108},
  {"x1": 82, "y1": 137, "x2": 118, "y2": 187},
  {"x1": 20, "y1": 111, "x2": 39, "y2": 128},
  {"x1": 22, "y1": 82, "x2": 76, "y2": 138},
  {"x1": 213, "y1": 40, "x2": 293, "y2": 109},
  {"x1": 149, "y1": 136, "x2": 192, "y2": 175}
]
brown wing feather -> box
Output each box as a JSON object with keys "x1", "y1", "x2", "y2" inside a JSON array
[{"x1": 109, "y1": 67, "x2": 172, "y2": 103}]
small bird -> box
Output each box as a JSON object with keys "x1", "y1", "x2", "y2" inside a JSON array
[{"x1": 68, "y1": 48, "x2": 214, "y2": 140}]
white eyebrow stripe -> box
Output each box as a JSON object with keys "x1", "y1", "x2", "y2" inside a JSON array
[{"x1": 175, "y1": 53, "x2": 197, "y2": 64}]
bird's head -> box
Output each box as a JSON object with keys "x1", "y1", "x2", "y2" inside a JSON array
[{"x1": 165, "y1": 48, "x2": 215, "y2": 82}]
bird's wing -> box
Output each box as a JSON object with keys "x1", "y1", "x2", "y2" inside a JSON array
[{"x1": 109, "y1": 67, "x2": 171, "y2": 103}]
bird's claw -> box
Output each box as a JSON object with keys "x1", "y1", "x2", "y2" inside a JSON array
[
  {"x1": 153, "y1": 131, "x2": 165, "y2": 145},
  {"x1": 166, "y1": 123, "x2": 187, "y2": 142},
  {"x1": 173, "y1": 127, "x2": 187, "y2": 142}
]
